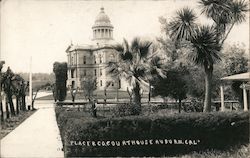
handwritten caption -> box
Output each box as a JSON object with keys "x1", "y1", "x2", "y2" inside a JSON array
[{"x1": 69, "y1": 139, "x2": 201, "y2": 147}]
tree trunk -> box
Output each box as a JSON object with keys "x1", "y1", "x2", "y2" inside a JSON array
[
  {"x1": 0, "y1": 101, "x2": 4, "y2": 122},
  {"x1": 203, "y1": 65, "x2": 213, "y2": 112},
  {"x1": 7, "y1": 91, "x2": 15, "y2": 116},
  {"x1": 132, "y1": 82, "x2": 141, "y2": 115},
  {"x1": 16, "y1": 96, "x2": 19, "y2": 115},
  {"x1": 178, "y1": 99, "x2": 181, "y2": 113},
  {"x1": 5, "y1": 99, "x2": 9, "y2": 119},
  {"x1": 21, "y1": 95, "x2": 26, "y2": 111}
]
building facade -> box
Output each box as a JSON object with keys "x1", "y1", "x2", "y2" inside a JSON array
[{"x1": 66, "y1": 7, "x2": 126, "y2": 90}]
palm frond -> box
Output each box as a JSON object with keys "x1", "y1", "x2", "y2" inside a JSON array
[
  {"x1": 190, "y1": 25, "x2": 221, "y2": 67},
  {"x1": 169, "y1": 7, "x2": 198, "y2": 41},
  {"x1": 138, "y1": 41, "x2": 152, "y2": 59},
  {"x1": 199, "y1": 0, "x2": 232, "y2": 23},
  {"x1": 230, "y1": 0, "x2": 249, "y2": 24}
]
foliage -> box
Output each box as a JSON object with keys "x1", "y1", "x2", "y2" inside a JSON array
[
  {"x1": 55, "y1": 107, "x2": 249, "y2": 157},
  {"x1": 113, "y1": 103, "x2": 138, "y2": 117},
  {"x1": 109, "y1": 37, "x2": 165, "y2": 115},
  {"x1": 166, "y1": 0, "x2": 248, "y2": 112},
  {"x1": 81, "y1": 77, "x2": 97, "y2": 100},
  {"x1": 1, "y1": 66, "x2": 29, "y2": 121},
  {"x1": 221, "y1": 44, "x2": 248, "y2": 106},
  {"x1": 222, "y1": 44, "x2": 248, "y2": 75},
  {"x1": 53, "y1": 62, "x2": 68, "y2": 101},
  {"x1": 152, "y1": 67, "x2": 188, "y2": 101}
]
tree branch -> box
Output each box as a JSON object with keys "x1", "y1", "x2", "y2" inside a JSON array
[{"x1": 221, "y1": 22, "x2": 235, "y2": 46}]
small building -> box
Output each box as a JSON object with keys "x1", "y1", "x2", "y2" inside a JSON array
[
  {"x1": 220, "y1": 72, "x2": 250, "y2": 111},
  {"x1": 66, "y1": 7, "x2": 127, "y2": 90}
]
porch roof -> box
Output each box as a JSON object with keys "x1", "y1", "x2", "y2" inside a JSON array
[{"x1": 221, "y1": 72, "x2": 250, "y2": 82}]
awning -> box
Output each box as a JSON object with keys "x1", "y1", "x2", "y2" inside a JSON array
[{"x1": 221, "y1": 72, "x2": 250, "y2": 82}]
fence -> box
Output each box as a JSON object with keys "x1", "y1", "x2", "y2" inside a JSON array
[{"x1": 56, "y1": 100, "x2": 240, "y2": 112}]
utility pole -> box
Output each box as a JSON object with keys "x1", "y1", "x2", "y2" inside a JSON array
[{"x1": 29, "y1": 57, "x2": 33, "y2": 110}]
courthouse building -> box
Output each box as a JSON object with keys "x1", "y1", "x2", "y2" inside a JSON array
[{"x1": 66, "y1": 7, "x2": 127, "y2": 90}]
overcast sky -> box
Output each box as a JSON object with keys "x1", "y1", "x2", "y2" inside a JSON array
[{"x1": 1, "y1": 0, "x2": 249, "y2": 73}]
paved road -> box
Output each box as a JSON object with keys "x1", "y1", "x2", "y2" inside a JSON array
[{"x1": 0, "y1": 101, "x2": 64, "y2": 158}]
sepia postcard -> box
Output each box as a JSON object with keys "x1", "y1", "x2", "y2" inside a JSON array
[{"x1": 0, "y1": 0, "x2": 249, "y2": 157}]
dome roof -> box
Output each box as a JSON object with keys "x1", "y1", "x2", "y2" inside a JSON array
[{"x1": 92, "y1": 7, "x2": 113, "y2": 28}]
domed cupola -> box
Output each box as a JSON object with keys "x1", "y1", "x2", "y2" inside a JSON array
[{"x1": 92, "y1": 7, "x2": 114, "y2": 41}]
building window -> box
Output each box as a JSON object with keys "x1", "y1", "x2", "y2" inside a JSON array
[
  {"x1": 99, "y1": 55, "x2": 102, "y2": 63},
  {"x1": 94, "y1": 56, "x2": 96, "y2": 64},
  {"x1": 111, "y1": 82, "x2": 114, "y2": 86},
  {"x1": 83, "y1": 69, "x2": 86, "y2": 76},
  {"x1": 83, "y1": 56, "x2": 86, "y2": 64},
  {"x1": 100, "y1": 80, "x2": 102, "y2": 86},
  {"x1": 71, "y1": 56, "x2": 74, "y2": 65},
  {"x1": 71, "y1": 69, "x2": 75, "y2": 78},
  {"x1": 94, "y1": 69, "x2": 97, "y2": 76},
  {"x1": 110, "y1": 54, "x2": 115, "y2": 62},
  {"x1": 118, "y1": 79, "x2": 121, "y2": 88},
  {"x1": 100, "y1": 68, "x2": 102, "y2": 76}
]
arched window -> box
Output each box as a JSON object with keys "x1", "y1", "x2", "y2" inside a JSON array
[{"x1": 94, "y1": 69, "x2": 97, "y2": 76}]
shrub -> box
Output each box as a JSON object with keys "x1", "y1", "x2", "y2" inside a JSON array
[
  {"x1": 113, "y1": 103, "x2": 134, "y2": 117},
  {"x1": 55, "y1": 108, "x2": 249, "y2": 157}
]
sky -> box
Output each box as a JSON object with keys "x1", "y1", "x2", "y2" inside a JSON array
[{"x1": 1, "y1": 0, "x2": 249, "y2": 73}]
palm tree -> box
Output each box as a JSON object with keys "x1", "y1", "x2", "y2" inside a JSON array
[
  {"x1": 0, "y1": 61, "x2": 5, "y2": 121},
  {"x1": 108, "y1": 38, "x2": 164, "y2": 115},
  {"x1": 168, "y1": 0, "x2": 248, "y2": 112},
  {"x1": 199, "y1": 0, "x2": 248, "y2": 45},
  {"x1": 189, "y1": 26, "x2": 221, "y2": 111},
  {"x1": 169, "y1": 7, "x2": 198, "y2": 41}
]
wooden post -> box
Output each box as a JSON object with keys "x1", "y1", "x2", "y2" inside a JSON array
[
  {"x1": 243, "y1": 83, "x2": 248, "y2": 111},
  {"x1": 220, "y1": 85, "x2": 225, "y2": 111}
]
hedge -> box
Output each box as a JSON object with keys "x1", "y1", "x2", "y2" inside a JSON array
[{"x1": 55, "y1": 108, "x2": 249, "y2": 157}]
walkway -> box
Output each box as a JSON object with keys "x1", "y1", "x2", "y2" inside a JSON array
[{"x1": 0, "y1": 101, "x2": 64, "y2": 158}]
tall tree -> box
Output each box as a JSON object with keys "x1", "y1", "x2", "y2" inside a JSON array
[
  {"x1": 108, "y1": 38, "x2": 165, "y2": 115},
  {"x1": 152, "y1": 67, "x2": 188, "y2": 113},
  {"x1": 168, "y1": 0, "x2": 248, "y2": 112},
  {"x1": 2, "y1": 67, "x2": 16, "y2": 116},
  {"x1": 0, "y1": 61, "x2": 5, "y2": 121},
  {"x1": 53, "y1": 62, "x2": 68, "y2": 101},
  {"x1": 81, "y1": 77, "x2": 97, "y2": 101},
  {"x1": 222, "y1": 44, "x2": 248, "y2": 107}
]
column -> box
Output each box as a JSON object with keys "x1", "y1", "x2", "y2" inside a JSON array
[
  {"x1": 243, "y1": 83, "x2": 248, "y2": 111},
  {"x1": 220, "y1": 85, "x2": 225, "y2": 111},
  {"x1": 105, "y1": 29, "x2": 107, "y2": 38}
]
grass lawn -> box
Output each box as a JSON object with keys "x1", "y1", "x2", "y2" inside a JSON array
[
  {"x1": 180, "y1": 144, "x2": 250, "y2": 158},
  {"x1": 37, "y1": 90, "x2": 149, "y2": 100}
]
